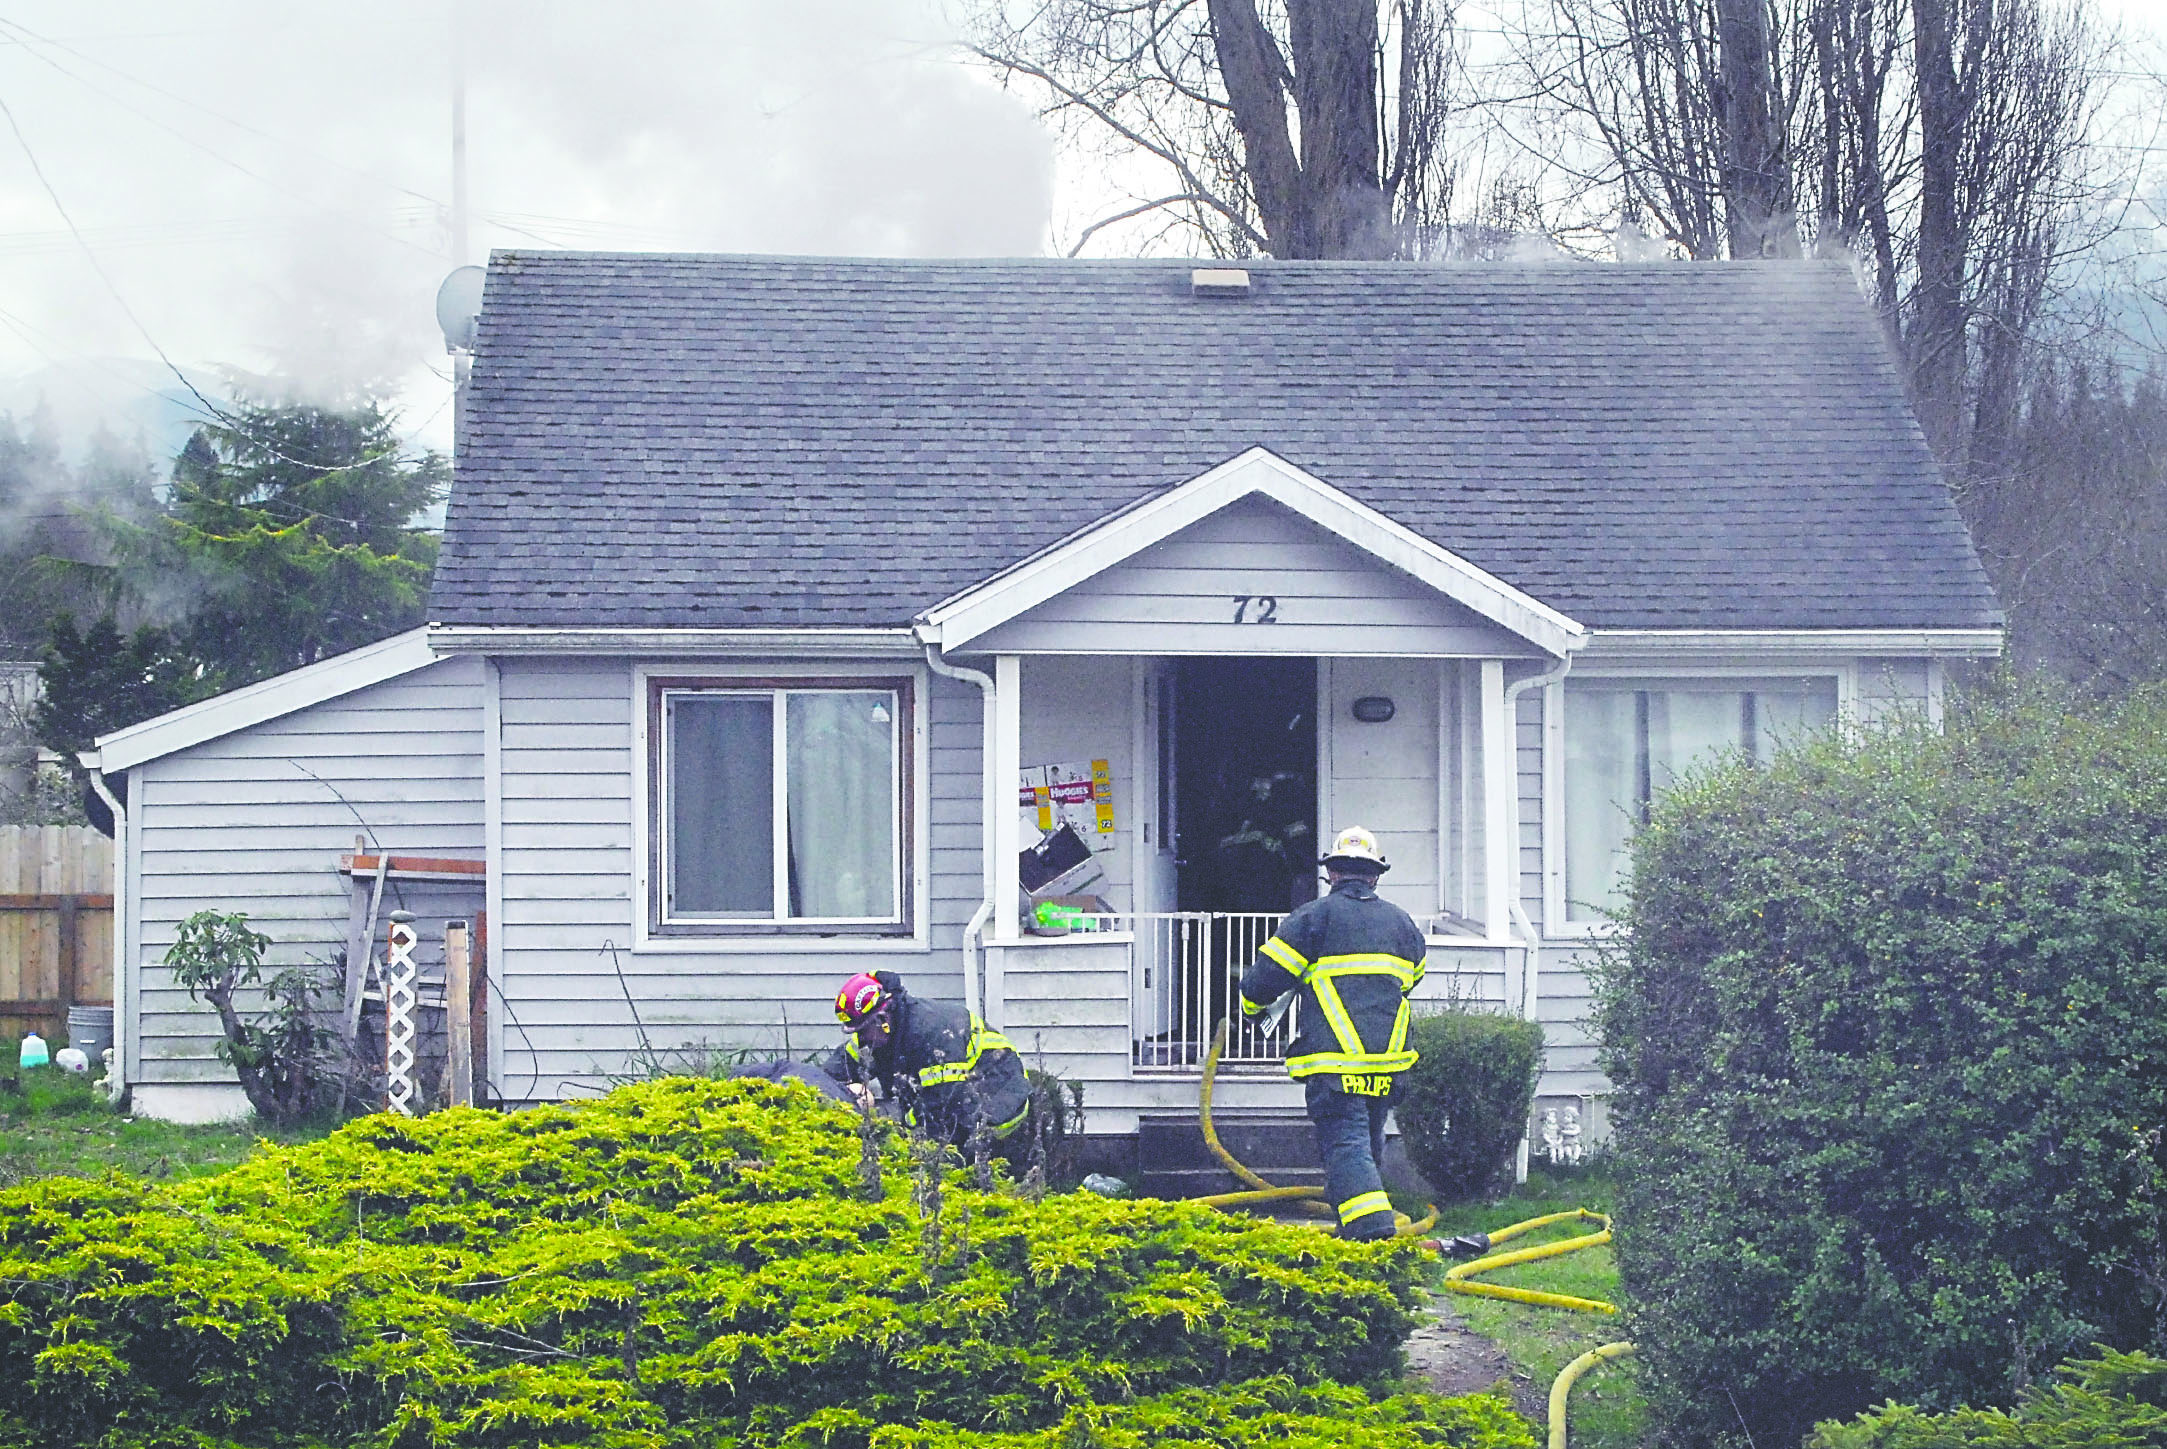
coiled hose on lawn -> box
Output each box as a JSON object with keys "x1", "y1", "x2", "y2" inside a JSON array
[
  {"x1": 1436, "y1": 1210, "x2": 1633, "y2": 1449},
  {"x1": 1196, "y1": 1019, "x2": 1631, "y2": 1449}
]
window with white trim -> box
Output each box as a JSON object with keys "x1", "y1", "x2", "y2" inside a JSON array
[
  {"x1": 650, "y1": 678, "x2": 911, "y2": 934},
  {"x1": 1562, "y1": 678, "x2": 1837, "y2": 923}
]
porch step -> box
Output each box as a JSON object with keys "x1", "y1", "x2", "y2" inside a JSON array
[{"x1": 1136, "y1": 1109, "x2": 1320, "y2": 1201}]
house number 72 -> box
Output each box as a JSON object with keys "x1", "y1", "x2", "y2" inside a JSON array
[{"x1": 1231, "y1": 595, "x2": 1279, "y2": 624}]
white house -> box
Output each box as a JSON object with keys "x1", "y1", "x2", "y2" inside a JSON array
[{"x1": 84, "y1": 255, "x2": 2001, "y2": 1147}]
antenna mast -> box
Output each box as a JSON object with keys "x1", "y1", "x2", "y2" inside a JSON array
[
  {"x1": 451, "y1": 0, "x2": 469, "y2": 266},
  {"x1": 450, "y1": 0, "x2": 471, "y2": 456}
]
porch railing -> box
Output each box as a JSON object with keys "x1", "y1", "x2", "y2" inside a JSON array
[{"x1": 1085, "y1": 912, "x2": 1296, "y2": 1072}]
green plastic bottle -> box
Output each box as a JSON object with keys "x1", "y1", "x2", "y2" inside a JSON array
[{"x1": 1032, "y1": 901, "x2": 1102, "y2": 933}]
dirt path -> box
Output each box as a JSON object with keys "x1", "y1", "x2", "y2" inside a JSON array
[{"x1": 1403, "y1": 1297, "x2": 1546, "y2": 1422}]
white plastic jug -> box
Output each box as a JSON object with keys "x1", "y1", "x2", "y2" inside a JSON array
[{"x1": 18, "y1": 1032, "x2": 49, "y2": 1069}]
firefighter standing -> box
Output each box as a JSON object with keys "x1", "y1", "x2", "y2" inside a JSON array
[
  {"x1": 823, "y1": 970, "x2": 1031, "y2": 1149},
  {"x1": 1238, "y1": 825, "x2": 1424, "y2": 1241}
]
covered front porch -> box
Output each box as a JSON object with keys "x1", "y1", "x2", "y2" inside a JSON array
[{"x1": 915, "y1": 449, "x2": 1587, "y2": 1137}]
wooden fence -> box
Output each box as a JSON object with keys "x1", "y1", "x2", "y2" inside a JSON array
[{"x1": 1, "y1": 825, "x2": 115, "y2": 1044}]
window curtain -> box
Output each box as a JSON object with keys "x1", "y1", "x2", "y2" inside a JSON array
[
  {"x1": 1756, "y1": 685, "x2": 1839, "y2": 760},
  {"x1": 787, "y1": 691, "x2": 897, "y2": 919},
  {"x1": 1647, "y1": 691, "x2": 1747, "y2": 793},
  {"x1": 669, "y1": 695, "x2": 773, "y2": 914},
  {"x1": 1563, "y1": 690, "x2": 1637, "y2": 922}
]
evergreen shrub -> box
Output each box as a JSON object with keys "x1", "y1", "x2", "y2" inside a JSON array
[
  {"x1": 1598, "y1": 681, "x2": 2167, "y2": 1449},
  {"x1": 1393, "y1": 1009, "x2": 1544, "y2": 1201},
  {"x1": 1808, "y1": 1349, "x2": 2167, "y2": 1449},
  {"x1": 0, "y1": 1077, "x2": 1526, "y2": 1449}
]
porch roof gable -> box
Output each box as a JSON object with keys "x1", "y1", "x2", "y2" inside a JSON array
[{"x1": 917, "y1": 448, "x2": 1588, "y2": 657}]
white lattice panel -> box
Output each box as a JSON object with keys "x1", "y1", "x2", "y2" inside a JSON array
[{"x1": 384, "y1": 917, "x2": 419, "y2": 1115}]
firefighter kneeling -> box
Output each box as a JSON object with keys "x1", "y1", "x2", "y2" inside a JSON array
[
  {"x1": 1239, "y1": 825, "x2": 1425, "y2": 1241},
  {"x1": 823, "y1": 970, "x2": 1030, "y2": 1150}
]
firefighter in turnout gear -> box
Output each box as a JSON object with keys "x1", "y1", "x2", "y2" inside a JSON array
[
  {"x1": 1238, "y1": 826, "x2": 1425, "y2": 1240},
  {"x1": 822, "y1": 970, "x2": 1031, "y2": 1150}
]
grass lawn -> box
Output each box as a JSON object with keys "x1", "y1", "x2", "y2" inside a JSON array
[
  {"x1": 1415, "y1": 1167, "x2": 1645, "y2": 1449},
  {"x1": 0, "y1": 1047, "x2": 325, "y2": 1186}
]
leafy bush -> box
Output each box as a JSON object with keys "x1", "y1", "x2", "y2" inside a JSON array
[
  {"x1": 1597, "y1": 681, "x2": 2167, "y2": 1449},
  {"x1": 163, "y1": 909, "x2": 349, "y2": 1125},
  {"x1": 1809, "y1": 1349, "x2": 2167, "y2": 1449},
  {"x1": 1393, "y1": 1009, "x2": 1544, "y2": 1201},
  {"x1": 0, "y1": 1077, "x2": 1498, "y2": 1449}
]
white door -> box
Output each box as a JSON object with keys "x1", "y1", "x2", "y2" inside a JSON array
[{"x1": 1132, "y1": 660, "x2": 1180, "y2": 1040}]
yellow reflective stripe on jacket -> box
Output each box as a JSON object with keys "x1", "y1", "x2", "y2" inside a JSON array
[
  {"x1": 1260, "y1": 936, "x2": 1308, "y2": 975},
  {"x1": 1286, "y1": 1049, "x2": 1419, "y2": 1077},
  {"x1": 1310, "y1": 952, "x2": 1422, "y2": 989},
  {"x1": 1306, "y1": 972, "x2": 1368, "y2": 1059},
  {"x1": 1338, "y1": 1190, "x2": 1393, "y2": 1225},
  {"x1": 1387, "y1": 999, "x2": 1410, "y2": 1056},
  {"x1": 915, "y1": 1017, "x2": 1016, "y2": 1089}
]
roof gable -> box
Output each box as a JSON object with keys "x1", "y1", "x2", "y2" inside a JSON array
[
  {"x1": 89, "y1": 629, "x2": 442, "y2": 772},
  {"x1": 922, "y1": 449, "x2": 1585, "y2": 657}
]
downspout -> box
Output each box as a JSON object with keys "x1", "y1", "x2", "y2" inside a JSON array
[
  {"x1": 922, "y1": 641, "x2": 995, "y2": 1020},
  {"x1": 84, "y1": 758, "x2": 129, "y2": 1106},
  {"x1": 1500, "y1": 651, "x2": 1575, "y2": 1182}
]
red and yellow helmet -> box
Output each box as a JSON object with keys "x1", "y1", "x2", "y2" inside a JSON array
[{"x1": 835, "y1": 971, "x2": 889, "y2": 1027}]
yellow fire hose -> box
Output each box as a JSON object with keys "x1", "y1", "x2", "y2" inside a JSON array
[
  {"x1": 1437, "y1": 1208, "x2": 1632, "y2": 1448},
  {"x1": 1195, "y1": 1019, "x2": 1627, "y2": 1449},
  {"x1": 1546, "y1": 1342, "x2": 1636, "y2": 1449},
  {"x1": 1441, "y1": 1208, "x2": 1618, "y2": 1314}
]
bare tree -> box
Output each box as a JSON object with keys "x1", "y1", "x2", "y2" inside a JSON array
[
  {"x1": 1512, "y1": 0, "x2": 1804, "y2": 258},
  {"x1": 967, "y1": 0, "x2": 1461, "y2": 258},
  {"x1": 1506, "y1": 0, "x2": 2104, "y2": 462}
]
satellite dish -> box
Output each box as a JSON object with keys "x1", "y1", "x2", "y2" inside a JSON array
[{"x1": 435, "y1": 265, "x2": 486, "y2": 353}]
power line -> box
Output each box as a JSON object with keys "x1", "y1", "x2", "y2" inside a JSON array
[
  {"x1": 0, "y1": 90, "x2": 439, "y2": 480},
  {"x1": 0, "y1": 15, "x2": 572, "y2": 254},
  {"x1": 0, "y1": 17, "x2": 452, "y2": 263}
]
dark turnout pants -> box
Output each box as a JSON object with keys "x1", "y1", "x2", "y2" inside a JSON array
[{"x1": 1305, "y1": 1076, "x2": 1398, "y2": 1240}]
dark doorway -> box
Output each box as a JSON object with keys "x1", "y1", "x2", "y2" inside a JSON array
[{"x1": 1174, "y1": 658, "x2": 1319, "y2": 915}]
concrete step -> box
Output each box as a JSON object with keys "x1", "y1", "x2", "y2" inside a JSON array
[{"x1": 1136, "y1": 1109, "x2": 1318, "y2": 1200}]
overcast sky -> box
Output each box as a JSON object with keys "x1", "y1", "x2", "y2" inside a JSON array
[
  {"x1": 0, "y1": 0, "x2": 1056, "y2": 461},
  {"x1": 3, "y1": 0, "x2": 2164, "y2": 470}
]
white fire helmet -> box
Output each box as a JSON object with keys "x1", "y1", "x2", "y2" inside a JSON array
[{"x1": 1322, "y1": 825, "x2": 1390, "y2": 873}]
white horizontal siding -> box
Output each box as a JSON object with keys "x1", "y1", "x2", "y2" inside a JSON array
[
  {"x1": 1324, "y1": 656, "x2": 1439, "y2": 917},
  {"x1": 129, "y1": 654, "x2": 487, "y2": 1085},
  {"x1": 1518, "y1": 690, "x2": 1544, "y2": 931},
  {"x1": 491, "y1": 657, "x2": 980, "y2": 1100},
  {"x1": 972, "y1": 497, "x2": 1538, "y2": 657}
]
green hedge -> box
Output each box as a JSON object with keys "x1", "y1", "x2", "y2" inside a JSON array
[
  {"x1": 0, "y1": 1078, "x2": 1524, "y2": 1449},
  {"x1": 1393, "y1": 1009, "x2": 1544, "y2": 1201},
  {"x1": 873, "y1": 1378, "x2": 1538, "y2": 1448},
  {"x1": 1597, "y1": 682, "x2": 2167, "y2": 1449},
  {"x1": 1809, "y1": 1349, "x2": 2167, "y2": 1449}
]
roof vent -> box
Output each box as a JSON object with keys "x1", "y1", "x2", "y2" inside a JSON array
[{"x1": 1192, "y1": 267, "x2": 1251, "y2": 297}]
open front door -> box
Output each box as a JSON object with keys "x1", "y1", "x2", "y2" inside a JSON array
[{"x1": 1173, "y1": 657, "x2": 1317, "y2": 914}]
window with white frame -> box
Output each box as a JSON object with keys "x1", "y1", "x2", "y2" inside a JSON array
[
  {"x1": 650, "y1": 678, "x2": 910, "y2": 934},
  {"x1": 1561, "y1": 678, "x2": 1837, "y2": 923}
]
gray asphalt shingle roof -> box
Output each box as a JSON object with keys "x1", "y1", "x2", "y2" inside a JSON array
[{"x1": 432, "y1": 252, "x2": 2002, "y2": 633}]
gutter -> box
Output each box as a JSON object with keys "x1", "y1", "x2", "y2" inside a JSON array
[
  {"x1": 428, "y1": 625, "x2": 923, "y2": 657},
  {"x1": 82, "y1": 755, "x2": 129, "y2": 1106},
  {"x1": 1499, "y1": 652, "x2": 1575, "y2": 1184},
  {"x1": 920, "y1": 642, "x2": 996, "y2": 1021}
]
